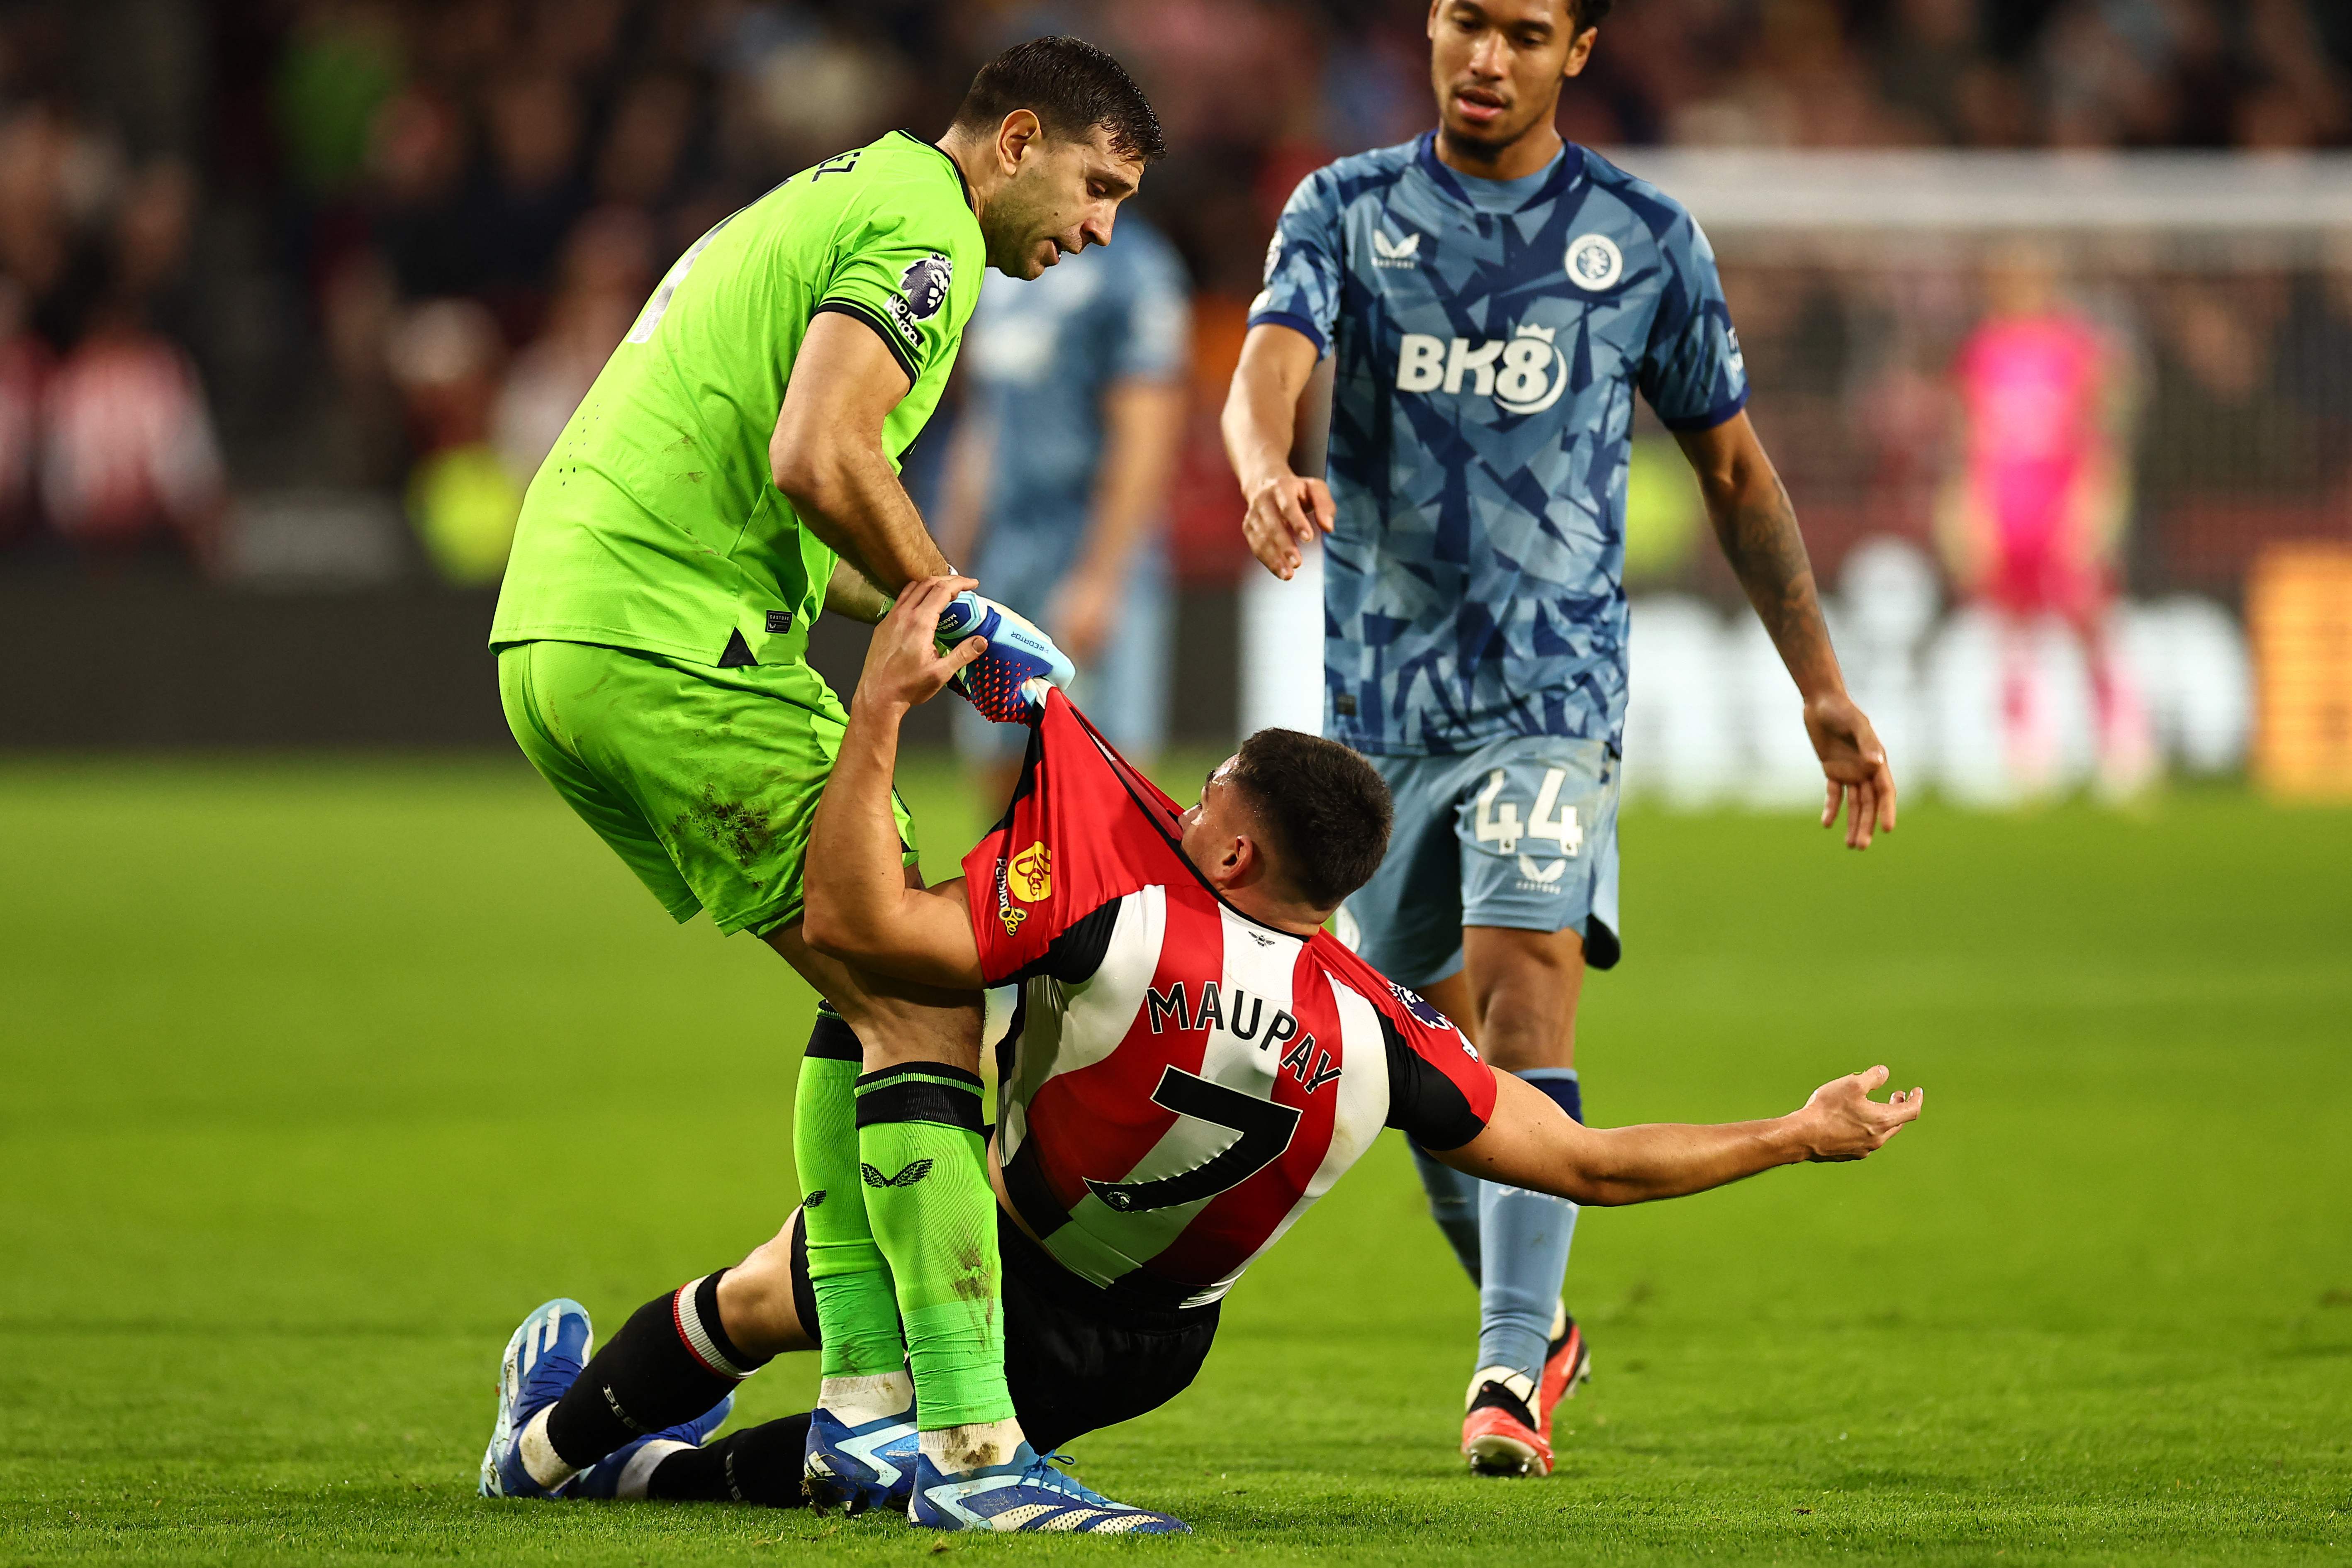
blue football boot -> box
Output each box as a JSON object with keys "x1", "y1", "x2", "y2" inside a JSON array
[
  {"x1": 802, "y1": 1404, "x2": 923, "y2": 1514},
  {"x1": 908, "y1": 1444, "x2": 1190, "y2": 1534},
  {"x1": 567, "y1": 1390, "x2": 735, "y2": 1501},
  {"x1": 478, "y1": 1298, "x2": 593, "y2": 1498},
  {"x1": 936, "y1": 592, "x2": 1075, "y2": 722}
]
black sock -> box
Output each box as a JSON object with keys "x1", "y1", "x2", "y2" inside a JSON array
[
  {"x1": 645, "y1": 1415, "x2": 815, "y2": 1507},
  {"x1": 544, "y1": 1270, "x2": 773, "y2": 1469}
]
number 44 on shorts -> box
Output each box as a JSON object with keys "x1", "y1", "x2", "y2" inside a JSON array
[{"x1": 1474, "y1": 768, "x2": 1583, "y2": 877}]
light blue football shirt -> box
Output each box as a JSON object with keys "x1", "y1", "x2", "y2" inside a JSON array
[
  {"x1": 1251, "y1": 134, "x2": 1748, "y2": 756},
  {"x1": 964, "y1": 214, "x2": 1191, "y2": 547}
]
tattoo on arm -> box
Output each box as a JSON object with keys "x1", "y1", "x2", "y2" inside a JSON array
[
  {"x1": 1714, "y1": 468, "x2": 1838, "y2": 693},
  {"x1": 1721, "y1": 470, "x2": 1812, "y2": 635}
]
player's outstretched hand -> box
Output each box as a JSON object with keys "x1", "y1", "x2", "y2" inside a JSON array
[
  {"x1": 1806, "y1": 691, "x2": 1898, "y2": 850},
  {"x1": 857, "y1": 575, "x2": 985, "y2": 713},
  {"x1": 1242, "y1": 469, "x2": 1334, "y2": 581},
  {"x1": 1793, "y1": 1065, "x2": 1923, "y2": 1162}
]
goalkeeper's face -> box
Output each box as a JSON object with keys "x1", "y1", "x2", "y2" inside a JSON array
[
  {"x1": 1427, "y1": 0, "x2": 1596, "y2": 153},
  {"x1": 984, "y1": 121, "x2": 1144, "y2": 280}
]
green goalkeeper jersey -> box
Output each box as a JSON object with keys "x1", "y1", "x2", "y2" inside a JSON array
[{"x1": 490, "y1": 130, "x2": 984, "y2": 666}]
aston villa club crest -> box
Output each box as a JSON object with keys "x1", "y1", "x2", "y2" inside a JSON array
[{"x1": 1565, "y1": 232, "x2": 1624, "y2": 291}]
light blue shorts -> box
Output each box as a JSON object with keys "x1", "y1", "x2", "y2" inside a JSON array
[{"x1": 1345, "y1": 735, "x2": 1622, "y2": 989}]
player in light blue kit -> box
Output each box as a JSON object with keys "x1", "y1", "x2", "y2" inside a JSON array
[
  {"x1": 940, "y1": 211, "x2": 1190, "y2": 792},
  {"x1": 1222, "y1": 0, "x2": 1898, "y2": 1478}
]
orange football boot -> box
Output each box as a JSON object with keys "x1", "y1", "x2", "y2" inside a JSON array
[
  {"x1": 1461, "y1": 1370, "x2": 1549, "y2": 1476},
  {"x1": 1461, "y1": 1306, "x2": 1592, "y2": 1476},
  {"x1": 1536, "y1": 1303, "x2": 1592, "y2": 1446}
]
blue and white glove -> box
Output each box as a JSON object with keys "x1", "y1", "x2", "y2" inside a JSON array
[{"x1": 935, "y1": 591, "x2": 1077, "y2": 723}]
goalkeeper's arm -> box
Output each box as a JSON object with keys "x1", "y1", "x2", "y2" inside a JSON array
[
  {"x1": 1434, "y1": 1066, "x2": 1923, "y2": 1208},
  {"x1": 770, "y1": 312, "x2": 957, "y2": 592}
]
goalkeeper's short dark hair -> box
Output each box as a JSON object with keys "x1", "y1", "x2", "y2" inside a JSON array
[
  {"x1": 952, "y1": 36, "x2": 1165, "y2": 164},
  {"x1": 1571, "y1": 0, "x2": 1614, "y2": 28},
  {"x1": 1228, "y1": 729, "x2": 1394, "y2": 911}
]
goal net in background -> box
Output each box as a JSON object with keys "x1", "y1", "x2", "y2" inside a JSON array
[{"x1": 1241, "y1": 151, "x2": 2352, "y2": 806}]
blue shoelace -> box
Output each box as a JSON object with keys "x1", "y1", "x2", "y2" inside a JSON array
[{"x1": 1021, "y1": 1454, "x2": 1116, "y2": 1509}]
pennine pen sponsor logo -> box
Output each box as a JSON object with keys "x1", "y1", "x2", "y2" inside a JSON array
[{"x1": 993, "y1": 855, "x2": 1027, "y2": 936}]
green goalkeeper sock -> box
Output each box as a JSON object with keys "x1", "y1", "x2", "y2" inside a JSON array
[
  {"x1": 793, "y1": 1012, "x2": 907, "y2": 1383},
  {"x1": 854, "y1": 1062, "x2": 1015, "y2": 1432}
]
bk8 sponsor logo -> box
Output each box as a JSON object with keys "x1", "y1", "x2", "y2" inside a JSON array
[{"x1": 1394, "y1": 323, "x2": 1568, "y2": 414}]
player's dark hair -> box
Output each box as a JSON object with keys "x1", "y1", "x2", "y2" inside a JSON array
[
  {"x1": 1227, "y1": 729, "x2": 1394, "y2": 911},
  {"x1": 1569, "y1": 0, "x2": 1614, "y2": 29},
  {"x1": 952, "y1": 36, "x2": 1166, "y2": 163}
]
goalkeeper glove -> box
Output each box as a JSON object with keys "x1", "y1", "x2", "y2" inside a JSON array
[{"x1": 935, "y1": 591, "x2": 1077, "y2": 722}]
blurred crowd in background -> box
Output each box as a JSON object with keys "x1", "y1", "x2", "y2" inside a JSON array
[
  {"x1": 3, "y1": 0, "x2": 2350, "y2": 804},
  {"x1": 0, "y1": 0, "x2": 2347, "y2": 588}
]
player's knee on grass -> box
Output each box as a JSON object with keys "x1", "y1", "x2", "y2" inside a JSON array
[{"x1": 718, "y1": 1220, "x2": 816, "y2": 1359}]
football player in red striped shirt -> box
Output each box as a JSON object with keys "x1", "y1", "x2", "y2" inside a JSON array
[{"x1": 498, "y1": 577, "x2": 1921, "y2": 1529}]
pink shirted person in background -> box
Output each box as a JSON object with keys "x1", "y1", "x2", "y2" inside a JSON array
[{"x1": 1943, "y1": 247, "x2": 2153, "y2": 799}]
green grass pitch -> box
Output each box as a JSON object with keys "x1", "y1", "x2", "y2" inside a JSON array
[{"x1": 3, "y1": 755, "x2": 2348, "y2": 1565}]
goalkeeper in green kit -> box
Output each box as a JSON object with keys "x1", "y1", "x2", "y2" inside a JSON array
[{"x1": 477, "y1": 39, "x2": 1187, "y2": 1532}]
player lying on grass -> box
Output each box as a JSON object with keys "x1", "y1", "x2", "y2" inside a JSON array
[{"x1": 479, "y1": 578, "x2": 1924, "y2": 1533}]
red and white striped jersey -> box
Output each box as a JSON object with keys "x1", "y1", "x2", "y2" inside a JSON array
[{"x1": 962, "y1": 693, "x2": 1496, "y2": 1310}]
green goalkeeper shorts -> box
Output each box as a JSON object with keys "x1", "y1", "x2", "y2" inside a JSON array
[{"x1": 497, "y1": 638, "x2": 918, "y2": 937}]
